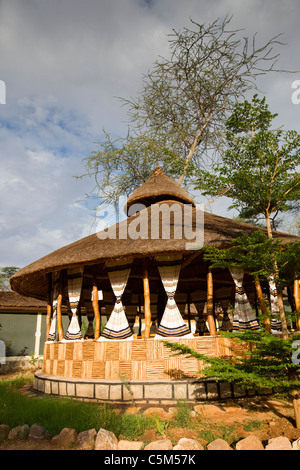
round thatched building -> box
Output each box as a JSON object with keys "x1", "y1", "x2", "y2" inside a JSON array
[{"x1": 10, "y1": 168, "x2": 299, "y2": 402}]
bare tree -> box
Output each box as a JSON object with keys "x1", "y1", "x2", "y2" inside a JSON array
[
  {"x1": 121, "y1": 16, "x2": 287, "y2": 185},
  {"x1": 80, "y1": 16, "x2": 288, "y2": 206}
]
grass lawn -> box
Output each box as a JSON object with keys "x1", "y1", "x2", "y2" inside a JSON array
[{"x1": 0, "y1": 372, "x2": 268, "y2": 445}]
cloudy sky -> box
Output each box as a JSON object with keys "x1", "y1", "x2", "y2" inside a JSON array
[{"x1": 0, "y1": 0, "x2": 299, "y2": 269}]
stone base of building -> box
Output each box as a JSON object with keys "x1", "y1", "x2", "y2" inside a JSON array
[{"x1": 33, "y1": 370, "x2": 271, "y2": 404}]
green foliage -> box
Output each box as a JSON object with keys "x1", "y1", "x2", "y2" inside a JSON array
[
  {"x1": 79, "y1": 130, "x2": 185, "y2": 208},
  {"x1": 197, "y1": 94, "x2": 300, "y2": 231},
  {"x1": 0, "y1": 266, "x2": 19, "y2": 291},
  {"x1": 164, "y1": 331, "x2": 300, "y2": 395},
  {"x1": 203, "y1": 230, "x2": 300, "y2": 283},
  {"x1": 171, "y1": 401, "x2": 194, "y2": 428}
]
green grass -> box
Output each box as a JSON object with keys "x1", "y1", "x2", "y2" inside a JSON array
[
  {"x1": 0, "y1": 375, "x2": 263, "y2": 444},
  {"x1": 0, "y1": 375, "x2": 156, "y2": 438},
  {"x1": 171, "y1": 400, "x2": 194, "y2": 428}
]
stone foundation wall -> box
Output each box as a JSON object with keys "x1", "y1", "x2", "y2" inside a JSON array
[{"x1": 34, "y1": 370, "x2": 271, "y2": 404}]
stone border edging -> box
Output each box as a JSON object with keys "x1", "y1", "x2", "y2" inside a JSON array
[
  {"x1": 33, "y1": 370, "x2": 273, "y2": 403},
  {"x1": 1, "y1": 423, "x2": 299, "y2": 450}
]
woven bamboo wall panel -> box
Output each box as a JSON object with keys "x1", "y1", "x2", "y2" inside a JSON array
[
  {"x1": 91, "y1": 361, "x2": 105, "y2": 379},
  {"x1": 41, "y1": 337, "x2": 242, "y2": 381}
]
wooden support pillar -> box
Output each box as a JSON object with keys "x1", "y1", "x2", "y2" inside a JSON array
[
  {"x1": 56, "y1": 292, "x2": 64, "y2": 342},
  {"x1": 92, "y1": 280, "x2": 101, "y2": 340},
  {"x1": 143, "y1": 266, "x2": 151, "y2": 339},
  {"x1": 254, "y1": 275, "x2": 270, "y2": 333},
  {"x1": 46, "y1": 273, "x2": 52, "y2": 341},
  {"x1": 207, "y1": 269, "x2": 216, "y2": 336},
  {"x1": 34, "y1": 312, "x2": 42, "y2": 357},
  {"x1": 294, "y1": 279, "x2": 300, "y2": 331},
  {"x1": 294, "y1": 396, "x2": 300, "y2": 430}
]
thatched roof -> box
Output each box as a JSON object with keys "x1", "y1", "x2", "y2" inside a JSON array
[
  {"x1": 0, "y1": 291, "x2": 47, "y2": 312},
  {"x1": 125, "y1": 167, "x2": 195, "y2": 215},
  {"x1": 10, "y1": 200, "x2": 299, "y2": 301}
]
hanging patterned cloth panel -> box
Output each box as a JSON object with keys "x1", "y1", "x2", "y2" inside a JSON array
[
  {"x1": 46, "y1": 271, "x2": 61, "y2": 342},
  {"x1": 269, "y1": 277, "x2": 282, "y2": 334},
  {"x1": 99, "y1": 258, "x2": 133, "y2": 341},
  {"x1": 63, "y1": 267, "x2": 84, "y2": 342},
  {"x1": 155, "y1": 255, "x2": 193, "y2": 339},
  {"x1": 229, "y1": 267, "x2": 260, "y2": 331}
]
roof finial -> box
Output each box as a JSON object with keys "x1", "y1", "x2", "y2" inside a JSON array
[{"x1": 153, "y1": 167, "x2": 164, "y2": 176}]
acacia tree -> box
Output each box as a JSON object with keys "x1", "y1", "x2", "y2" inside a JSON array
[
  {"x1": 197, "y1": 95, "x2": 300, "y2": 237},
  {"x1": 197, "y1": 95, "x2": 300, "y2": 338},
  {"x1": 80, "y1": 16, "x2": 287, "y2": 206},
  {"x1": 0, "y1": 267, "x2": 19, "y2": 292}
]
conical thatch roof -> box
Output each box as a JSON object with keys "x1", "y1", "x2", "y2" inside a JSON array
[
  {"x1": 125, "y1": 167, "x2": 195, "y2": 215},
  {"x1": 10, "y1": 200, "x2": 299, "y2": 301}
]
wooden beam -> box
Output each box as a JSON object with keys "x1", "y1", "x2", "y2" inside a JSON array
[
  {"x1": 92, "y1": 280, "x2": 101, "y2": 340},
  {"x1": 143, "y1": 266, "x2": 151, "y2": 339},
  {"x1": 206, "y1": 269, "x2": 216, "y2": 335},
  {"x1": 181, "y1": 251, "x2": 201, "y2": 270}
]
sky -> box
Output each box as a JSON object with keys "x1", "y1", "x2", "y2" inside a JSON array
[{"x1": 0, "y1": 0, "x2": 300, "y2": 269}]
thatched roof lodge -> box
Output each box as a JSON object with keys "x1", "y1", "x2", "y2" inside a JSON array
[{"x1": 9, "y1": 169, "x2": 300, "y2": 396}]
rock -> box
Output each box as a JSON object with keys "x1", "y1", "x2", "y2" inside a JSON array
[
  {"x1": 118, "y1": 440, "x2": 144, "y2": 450},
  {"x1": 207, "y1": 438, "x2": 232, "y2": 450},
  {"x1": 95, "y1": 428, "x2": 118, "y2": 450},
  {"x1": 143, "y1": 407, "x2": 172, "y2": 419},
  {"x1": 0, "y1": 424, "x2": 10, "y2": 439},
  {"x1": 52, "y1": 428, "x2": 78, "y2": 448},
  {"x1": 8, "y1": 426, "x2": 22, "y2": 440},
  {"x1": 19, "y1": 424, "x2": 30, "y2": 440},
  {"x1": 75, "y1": 429, "x2": 97, "y2": 450},
  {"x1": 124, "y1": 407, "x2": 141, "y2": 415},
  {"x1": 292, "y1": 438, "x2": 300, "y2": 450},
  {"x1": 265, "y1": 436, "x2": 292, "y2": 450},
  {"x1": 29, "y1": 424, "x2": 47, "y2": 440},
  {"x1": 235, "y1": 435, "x2": 264, "y2": 450},
  {"x1": 223, "y1": 404, "x2": 245, "y2": 414},
  {"x1": 195, "y1": 404, "x2": 225, "y2": 415},
  {"x1": 173, "y1": 438, "x2": 204, "y2": 450},
  {"x1": 144, "y1": 439, "x2": 173, "y2": 450}
]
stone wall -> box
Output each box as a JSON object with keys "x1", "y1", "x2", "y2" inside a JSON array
[{"x1": 34, "y1": 370, "x2": 271, "y2": 404}]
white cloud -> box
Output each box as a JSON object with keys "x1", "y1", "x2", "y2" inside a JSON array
[{"x1": 0, "y1": 0, "x2": 299, "y2": 268}]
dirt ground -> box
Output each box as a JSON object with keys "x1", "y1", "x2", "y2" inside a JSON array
[{"x1": 0, "y1": 372, "x2": 299, "y2": 450}]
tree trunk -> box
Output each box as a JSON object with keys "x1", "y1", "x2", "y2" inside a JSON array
[
  {"x1": 254, "y1": 275, "x2": 270, "y2": 333},
  {"x1": 265, "y1": 212, "x2": 273, "y2": 240},
  {"x1": 265, "y1": 212, "x2": 289, "y2": 339}
]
